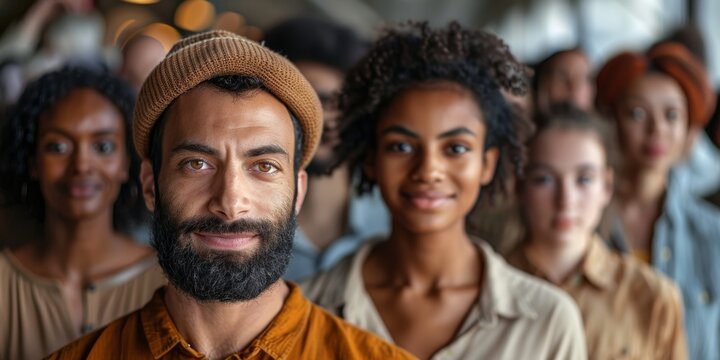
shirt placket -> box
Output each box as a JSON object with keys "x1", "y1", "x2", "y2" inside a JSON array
[{"x1": 82, "y1": 283, "x2": 98, "y2": 334}]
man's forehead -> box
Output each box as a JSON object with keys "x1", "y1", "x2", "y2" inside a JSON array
[{"x1": 161, "y1": 86, "x2": 297, "y2": 155}]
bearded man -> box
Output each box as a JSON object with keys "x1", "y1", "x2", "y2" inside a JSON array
[{"x1": 49, "y1": 30, "x2": 412, "y2": 360}]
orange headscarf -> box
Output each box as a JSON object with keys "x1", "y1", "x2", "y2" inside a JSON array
[{"x1": 595, "y1": 42, "x2": 716, "y2": 127}]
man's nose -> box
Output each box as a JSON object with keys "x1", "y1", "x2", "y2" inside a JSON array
[{"x1": 208, "y1": 165, "x2": 251, "y2": 222}]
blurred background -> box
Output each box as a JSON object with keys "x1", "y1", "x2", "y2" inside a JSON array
[{"x1": 0, "y1": 0, "x2": 718, "y2": 87}]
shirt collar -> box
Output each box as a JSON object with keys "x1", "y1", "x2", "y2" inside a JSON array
[
  {"x1": 141, "y1": 287, "x2": 194, "y2": 359},
  {"x1": 476, "y1": 240, "x2": 538, "y2": 322},
  {"x1": 509, "y1": 235, "x2": 614, "y2": 290},
  {"x1": 340, "y1": 240, "x2": 536, "y2": 329},
  {"x1": 141, "y1": 283, "x2": 311, "y2": 359},
  {"x1": 579, "y1": 235, "x2": 615, "y2": 289}
]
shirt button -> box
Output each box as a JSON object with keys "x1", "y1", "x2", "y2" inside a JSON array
[
  {"x1": 660, "y1": 247, "x2": 672, "y2": 262},
  {"x1": 82, "y1": 324, "x2": 94, "y2": 333},
  {"x1": 86, "y1": 284, "x2": 96, "y2": 291},
  {"x1": 699, "y1": 290, "x2": 711, "y2": 304}
]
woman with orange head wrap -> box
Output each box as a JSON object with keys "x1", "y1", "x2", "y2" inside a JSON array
[{"x1": 596, "y1": 42, "x2": 720, "y2": 360}]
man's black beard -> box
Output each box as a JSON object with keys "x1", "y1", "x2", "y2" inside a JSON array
[{"x1": 151, "y1": 198, "x2": 296, "y2": 302}]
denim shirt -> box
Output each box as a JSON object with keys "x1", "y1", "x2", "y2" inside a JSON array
[
  {"x1": 284, "y1": 188, "x2": 390, "y2": 282},
  {"x1": 675, "y1": 132, "x2": 720, "y2": 197},
  {"x1": 609, "y1": 169, "x2": 720, "y2": 360}
]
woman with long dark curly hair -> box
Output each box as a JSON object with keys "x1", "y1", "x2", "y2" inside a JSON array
[
  {"x1": 303, "y1": 22, "x2": 586, "y2": 359},
  {"x1": 0, "y1": 67, "x2": 165, "y2": 360}
]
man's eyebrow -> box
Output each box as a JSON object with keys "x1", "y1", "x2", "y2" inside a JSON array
[
  {"x1": 171, "y1": 142, "x2": 218, "y2": 156},
  {"x1": 245, "y1": 144, "x2": 289, "y2": 160},
  {"x1": 381, "y1": 125, "x2": 419, "y2": 138},
  {"x1": 438, "y1": 127, "x2": 476, "y2": 138}
]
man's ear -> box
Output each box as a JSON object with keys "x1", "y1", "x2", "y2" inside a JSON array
[
  {"x1": 140, "y1": 160, "x2": 156, "y2": 212},
  {"x1": 294, "y1": 169, "x2": 308, "y2": 215},
  {"x1": 480, "y1": 147, "x2": 500, "y2": 185}
]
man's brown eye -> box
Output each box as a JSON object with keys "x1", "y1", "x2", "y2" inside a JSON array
[
  {"x1": 257, "y1": 162, "x2": 276, "y2": 173},
  {"x1": 189, "y1": 160, "x2": 206, "y2": 170}
]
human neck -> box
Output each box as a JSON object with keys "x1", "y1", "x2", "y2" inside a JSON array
[
  {"x1": 376, "y1": 221, "x2": 481, "y2": 289},
  {"x1": 26, "y1": 210, "x2": 122, "y2": 279},
  {"x1": 523, "y1": 232, "x2": 592, "y2": 284},
  {"x1": 616, "y1": 165, "x2": 668, "y2": 205},
  {"x1": 165, "y1": 281, "x2": 289, "y2": 360},
  {"x1": 297, "y1": 165, "x2": 351, "y2": 250}
]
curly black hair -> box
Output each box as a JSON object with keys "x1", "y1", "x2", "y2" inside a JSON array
[
  {"x1": 263, "y1": 17, "x2": 368, "y2": 74},
  {"x1": 334, "y1": 21, "x2": 533, "y2": 200},
  {"x1": 0, "y1": 67, "x2": 146, "y2": 232}
]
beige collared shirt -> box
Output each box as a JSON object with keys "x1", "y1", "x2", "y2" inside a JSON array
[
  {"x1": 0, "y1": 249, "x2": 166, "y2": 360},
  {"x1": 302, "y1": 239, "x2": 587, "y2": 360},
  {"x1": 507, "y1": 235, "x2": 687, "y2": 360}
]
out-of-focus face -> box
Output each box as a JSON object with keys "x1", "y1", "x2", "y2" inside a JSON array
[
  {"x1": 521, "y1": 128, "x2": 612, "y2": 246},
  {"x1": 120, "y1": 35, "x2": 166, "y2": 92},
  {"x1": 371, "y1": 82, "x2": 498, "y2": 235},
  {"x1": 295, "y1": 61, "x2": 344, "y2": 174},
  {"x1": 140, "y1": 85, "x2": 307, "y2": 301},
  {"x1": 614, "y1": 72, "x2": 688, "y2": 173},
  {"x1": 536, "y1": 51, "x2": 594, "y2": 112},
  {"x1": 34, "y1": 88, "x2": 128, "y2": 221}
]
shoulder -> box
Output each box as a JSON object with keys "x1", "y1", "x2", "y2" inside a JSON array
[
  {"x1": 484, "y1": 242, "x2": 584, "y2": 329},
  {"x1": 618, "y1": 254, "x2": 683, "y2": 312},
  {"x1": 484, "y1": 246, "x2": 586, "y2": 357},
  {"x1": 510, "y1": 265, "x2": 582, "y2": 325},
  {"x1": 302, "y1": 301, "x2": 415, "y2": 359},
  {"x1": 47, "y1": 311, "x2": 145, "y2": 360},
  {"x1": 99, "y1": 254, "x2": 166, "y2": 297},
  {"x1": 0, "y1": 251, "x2": 14, "y2": 278},
  {"x1": 490, "y1": 245, "x2": 580, "y2": 320}
]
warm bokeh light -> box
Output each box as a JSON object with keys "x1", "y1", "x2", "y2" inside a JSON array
[
  {"x1": 140, "y1": 23, "x2": 181, "y2": 53},
  {"x1": 174, "y1": 0, "x2": 216, "y2": 32},
  {"x1": 213, "y1": 11, "x2": 245, "y2": 33},
  {"x1": 113, "y1": 19, "x2": 137, "y2": 45},
  {"x1": 122, "y1": 0, "x2": 161, "y2": 4},
  {"x1": 105, "y1": 6, "x2": 157, "y2": 47},
  {"x1": 239, "y1": 25, "x2": 263, "y2": 41}
]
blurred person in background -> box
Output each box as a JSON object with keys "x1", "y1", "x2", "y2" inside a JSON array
[
  {"x1": 0, "y1": 67, "x2": 164, "y2": 359},
  {"x1": 650, "y1": 25, "x2": 720, "y2": 198},
  {"x1": 263, "y1": 17, "x2": 390, "y2": 282},
  {"x1": 0, "y1": 0, "x2": 105, "y2": 96},
  {"x1": 117, "y1": 34, "x2": 165, "y2": 94},
  {"x1": 533, "y1": 48, "x2": 595, "y2": 114},
  {"x1": 303, "y1": 22, "x2": 586, "y2": 359},
  {"x1": 508, "y1": 104, "x2": 687, "y2": 359},
  {"x1": 596, "y1": 43, "x2": 720, "y2": 360}
]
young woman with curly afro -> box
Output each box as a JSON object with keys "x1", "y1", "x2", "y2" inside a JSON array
[
  {"x1": 303, "y1": 22, "x2": 587, "y2": 359},
  {"x1": 0, "y1": 67, "x2": 165, "y2": 359}
]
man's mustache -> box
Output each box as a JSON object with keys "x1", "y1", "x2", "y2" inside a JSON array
[{"x1": 177, "y1": 216, "x2": 274, "y2": 237}]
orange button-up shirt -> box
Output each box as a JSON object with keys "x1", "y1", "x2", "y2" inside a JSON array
[
  {"x1": 48, "y1": 283, "x2": 415, "y2": 359},
  {"x1": 507, "y1": 236, "x2": 687, "y2": 360}
]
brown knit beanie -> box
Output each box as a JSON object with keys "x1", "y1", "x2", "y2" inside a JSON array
[
  {"x1": 595, "y1": 42, "x2": 716, "y2": 127},
  {"x1": 134, "y1": 30, "x2": 322, "y2": 168}
]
